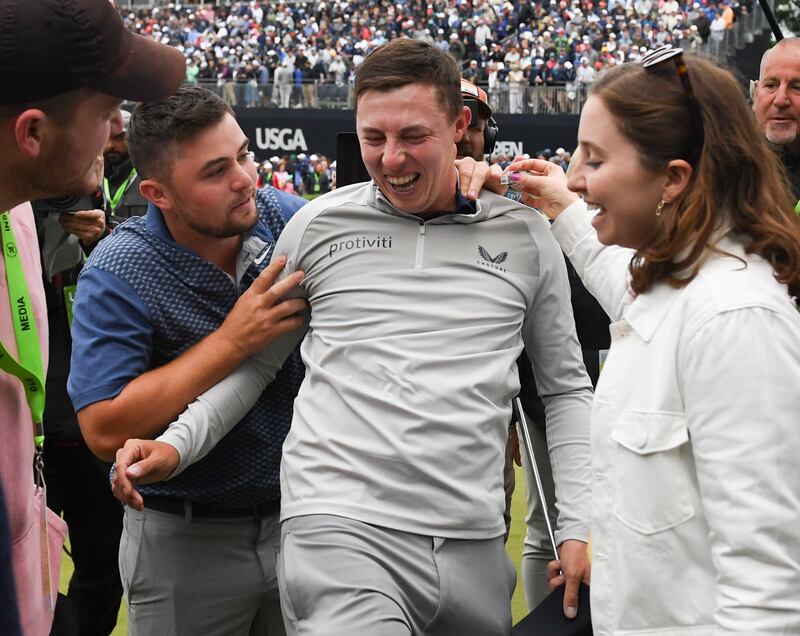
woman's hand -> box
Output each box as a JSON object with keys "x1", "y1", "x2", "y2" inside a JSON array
[{"x1": 503, "y1": 158, "x2": 579, "y2": 219}]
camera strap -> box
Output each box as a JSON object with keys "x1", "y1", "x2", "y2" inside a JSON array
[
  {"x1": 0, "y1": 210, "x2": 52, "y2": 610},
  {"x1": 103, "y1": 167, "x2": 137, "y2": 211}
]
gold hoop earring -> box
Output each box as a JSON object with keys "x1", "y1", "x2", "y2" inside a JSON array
[{"x1": 656, "y1": 199, "x2": 666, "y2": 216}]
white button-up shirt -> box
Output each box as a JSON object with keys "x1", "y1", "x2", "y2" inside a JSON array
[{"x1": 552, "y1": 201, "x2": 800, "y2": 635}]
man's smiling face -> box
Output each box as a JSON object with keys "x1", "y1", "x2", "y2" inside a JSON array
[{"x1": 357, "y1": 83, "x2": 469, "y2": 215}]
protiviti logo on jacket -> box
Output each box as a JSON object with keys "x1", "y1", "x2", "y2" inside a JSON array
[
  {"x1": 328, "y1": 235, "x2": 393, "y2": 258},
  {"x1": 477, "y1": 245, "x2": 508, "y2": 272}
]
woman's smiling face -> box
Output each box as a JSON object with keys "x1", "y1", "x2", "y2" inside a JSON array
[{"x1": 567, "y1": 96, "x2": 667, "y2": 249}]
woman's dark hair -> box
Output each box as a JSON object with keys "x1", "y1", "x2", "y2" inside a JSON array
[{"x1": 591, "y1": 55, "x2": 800, "y2": 298}]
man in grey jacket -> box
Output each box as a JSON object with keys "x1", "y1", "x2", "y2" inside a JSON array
[{"x1": 113, "y1": 39, "x2": 592, "y2": 635}]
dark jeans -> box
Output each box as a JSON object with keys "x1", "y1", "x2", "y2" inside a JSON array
[{"x1": 44, "y1": 440, "x2": 123, "y2": 636}]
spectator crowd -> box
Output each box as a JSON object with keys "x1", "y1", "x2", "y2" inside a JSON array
[
  {"x1": 119, "y1": 0, "x2": 754, "y2": 113},
  {"x1": 256, "y1": 153, "x2": 335, "y2": 198}
]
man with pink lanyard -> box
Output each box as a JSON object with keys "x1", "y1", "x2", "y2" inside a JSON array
[{"x1": 0, "y1": 1, "x2": 184, "y2": 633}]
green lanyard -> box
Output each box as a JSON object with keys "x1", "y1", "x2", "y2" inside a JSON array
[
  {"x1": 312, "y1": 172, "x2": 321, "y2": 193},
  {"x1": 103, "y1": 168, "x2": 137, "y2": 211},
  {"x1": 0, "y1": 211, "x2": 46, "y2": 447},
  {"x1": 1, "y1": 211, "x2": 53, "y2": 611}
]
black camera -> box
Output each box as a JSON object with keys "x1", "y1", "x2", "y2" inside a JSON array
[
  {"x1": 336, "y1": 132, "x2": 370, "y2": 187},
  {"x1": 32, "y1": 194, "x2": 96, "y2": 215}
]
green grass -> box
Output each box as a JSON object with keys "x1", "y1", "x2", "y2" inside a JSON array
[
  {"x1": 507, "y1": 464, "x2": 533, "y2": 622},
  {"x1": 59, "y1": 465, "x2": 531, "y2": 633}
]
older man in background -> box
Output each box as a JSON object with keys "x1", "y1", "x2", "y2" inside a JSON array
[{"x1": 752, "y1": 37, "x2": 800, "y2": 202}]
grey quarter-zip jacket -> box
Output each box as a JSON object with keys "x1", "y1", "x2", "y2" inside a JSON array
[{"x1": 159, "y1": 181, "x2": 592, "y2": 542}]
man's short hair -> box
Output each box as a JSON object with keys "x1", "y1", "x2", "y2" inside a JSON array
[
  {"x1": 354, "y1": 39, "x2": 463, "y2": 123},
  {"x1": 128, "y1": 88, "x2": 233, "y2": 182}
]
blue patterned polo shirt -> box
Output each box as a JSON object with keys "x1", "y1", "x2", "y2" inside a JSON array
[{"x1": 68, "y1": 187, "x2": 305, "y2": 507}]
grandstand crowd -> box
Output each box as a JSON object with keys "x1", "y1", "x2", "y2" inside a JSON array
[{"x1": 120, "y1": 0, "x2": 752, "y2": 112}]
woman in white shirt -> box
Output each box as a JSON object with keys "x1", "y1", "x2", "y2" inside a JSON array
[{"x1": 502, "y1": 50, "x2": 800, "y2": 635}]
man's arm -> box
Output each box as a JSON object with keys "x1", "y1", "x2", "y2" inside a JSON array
[
  {"x1": 520, "y1": 211, "x2": 594, "y2": 619},
  {"x1": 72, "y1": 256, "x2": 305, "y2": 461},
  {"x1": 109, "y1": 296, "x2": 309, "y2": 509},
  {"x1": 153, "y1": 318, "x2": 307, "y2": 474}
]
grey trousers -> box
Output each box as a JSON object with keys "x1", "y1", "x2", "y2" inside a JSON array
[
  {"x1": 517, "y1": 417, "x2": 558, "y2": 611},
  {"x1": 120, "y1": 505, "x2": 284, "y2": 636},
  {"x1": 277, "y1": 514, "x2": 516, "y2": 636}
]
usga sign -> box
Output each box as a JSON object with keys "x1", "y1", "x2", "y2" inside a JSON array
[{"x1": 255, "y1": 127, "x2": 308, "y2": 152}]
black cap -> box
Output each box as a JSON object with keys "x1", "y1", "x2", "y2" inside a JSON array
[{"x1": 0, "y1": 0, "x2": 186, "y2": 105}]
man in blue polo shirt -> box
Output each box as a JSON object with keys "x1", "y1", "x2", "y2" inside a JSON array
[{"x1": 67, "y1": 88, "x2": 307, "y2": 636}]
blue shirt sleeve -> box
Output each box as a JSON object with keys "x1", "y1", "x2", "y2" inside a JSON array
[
  {"x1": 271, "y1": 188, "x2": 306, "y2": 221},
  {"x1": 68, "y1": 266, "x2": 155, "y2": 411}
]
